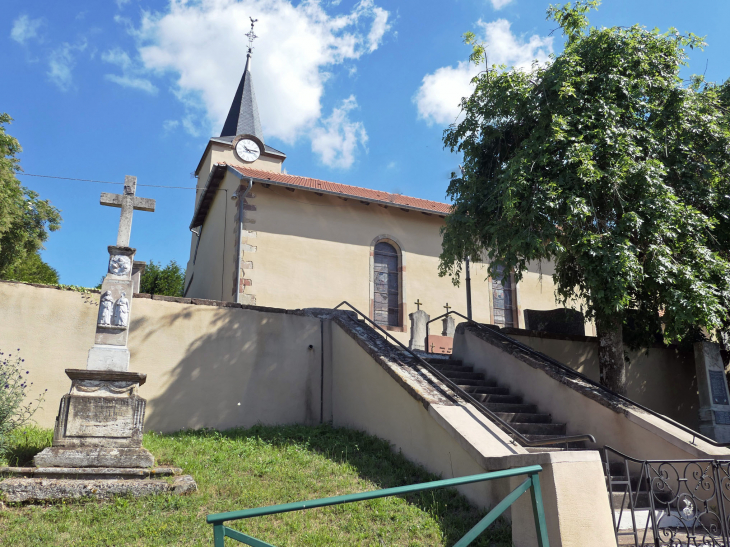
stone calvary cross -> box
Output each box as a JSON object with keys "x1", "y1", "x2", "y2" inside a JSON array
[
  {"x1": 100, "y1": 175, "x2": 156, "y2": 247},
  {"x1": 33, "y1": 174, "x2": 159, "y2": 469}
]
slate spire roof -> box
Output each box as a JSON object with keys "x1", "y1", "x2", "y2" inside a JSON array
[{"x1": 220, "y1": 53, "x2": 264, "y2": 142}]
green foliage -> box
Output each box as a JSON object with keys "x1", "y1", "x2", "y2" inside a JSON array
[
  {"x1": 0, "y1": 114, "x2": 62, "y2": 280},
  {"x1": 0, "y1": 425, "x2": 511, "y2": 546},
  {"x1": 140, "y1": 259, "x2": 186, "y2": 297},
  {"x1": 2, "y1": 251, "x2": 59, "y2": 284},
  {"x1": 440, "y1": 0, "x2": 730, "y2": 348},
  {"x1": 0, "y1": 350, "x2": 45, "y2": 457}
]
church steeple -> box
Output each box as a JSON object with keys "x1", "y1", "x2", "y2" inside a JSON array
[
  {"x1": 220, "y1": 53, "x2": 264, "y2": 142},
  {"x1": 220, "y1": 18, "x2": 264, "y2": 142}
]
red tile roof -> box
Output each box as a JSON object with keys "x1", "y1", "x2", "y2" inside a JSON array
[{"x1": 228, "y1": 164, "x2": 452, "y2": 215}]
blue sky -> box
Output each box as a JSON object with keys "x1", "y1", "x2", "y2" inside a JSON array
[{"x1": 2, "y1": 0, "x2": 728, "y2": 287}]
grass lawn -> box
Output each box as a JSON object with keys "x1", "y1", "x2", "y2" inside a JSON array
[{"x1": 0, "y1": 425, "x2": 511, "y2": 546}]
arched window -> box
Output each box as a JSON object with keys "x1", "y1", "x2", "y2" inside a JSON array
[
  {"x1": 373, "y1": 241, "x2": 400, "y2": 327},
  {"x1": 491, "y1": 265, "x2": 515, "y2": 328}
]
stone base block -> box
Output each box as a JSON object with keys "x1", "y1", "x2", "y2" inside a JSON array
[
  {"x1": 52, "y1": 369, "x2": 148, "y2": 450},
  {"x1": 0, "y1": 466, "x2": 180, "y2": 480},
  {"x1": 34, "y1": 447, "x2": 155, "y2": 468},
  {"x1": 0, "y1": 475, "x2": 197, "y2": 502}
]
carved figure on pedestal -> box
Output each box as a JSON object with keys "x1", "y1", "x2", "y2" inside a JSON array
[
  {"x1": 113, "y1": 292, "x2": 130, "y2": 327},
  {"x1": 98, "y1": 291, "x2": 114, "y2": 326},
  {"x1": 109, "y1": 255, "x2": 131, "y2": 276}
]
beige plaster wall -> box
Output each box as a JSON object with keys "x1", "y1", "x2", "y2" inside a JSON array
[
  {"x1": 0, "y1": 282, "x2": 322, "y2": 431},
  {"x1": 453, "y1": 327, "x2": 730, "y2": 461},
  {"x1": 186, "y1": 171, "x2": 243, "y2": 302},
  {"x1": 329, "y1": 323, "x2": 617, "y2": 547},
  {"x1": 187, "y1": 180, "x2": 567, "y2": 344},
  {"x1": 508, "y1": 334, "x2": 699, "y2": 429}
]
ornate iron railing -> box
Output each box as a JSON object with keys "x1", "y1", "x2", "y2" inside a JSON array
[
  {"x1": 333, "y1": 301, "x2": 596, "y2": 448},
  {"x1": 604, "y1": 445, "x2": 730, "y2": 546},
  {"x1": 207, "y1": 465, "x2": 550, "y2": 547}
]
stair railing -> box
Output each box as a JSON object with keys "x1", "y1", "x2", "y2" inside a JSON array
[
  {"x1": 208, "y1": 465, "x2": 551, "y2": 547},
  {"x1": 429, "y1": 309, "x2": 730, "y2": 448},
  {"x1": 333, "y1": 301, "x2": 596, "y2": 448},
  {"x1": 602, "y1": 445, "x2": 730, "y2": 546}
]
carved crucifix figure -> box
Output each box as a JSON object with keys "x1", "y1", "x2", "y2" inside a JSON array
[{"x1": 100, "y1": 176, "x2": 156, "y2": 247}]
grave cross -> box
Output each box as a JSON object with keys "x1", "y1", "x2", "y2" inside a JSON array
[
  {"x1": 414, "y1": 299, "x2": 423, "y2": 311},
  {"x1": 100, "y1": 176, "x2": 156, "y2": 247},
  {"x1": 443, "y1": 303, "x2": 451, "y2": 314}
]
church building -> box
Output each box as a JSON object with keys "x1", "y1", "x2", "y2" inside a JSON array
[{"x1": 183, "y1": 50, "x2": 575, "y2": 345}]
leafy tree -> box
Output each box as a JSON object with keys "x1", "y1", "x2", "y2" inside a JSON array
[
  {"x1": 0, "y1": 114, "x2": 61, "y2": 280},
  {"x1": 140, "y1": 260, "x2": 185, "y2": 297},
  {"x1": 439, "y1": 1, "x2": 730, "y2": 394},
  {"x1": 3, "y1": 251, "x2": 59, "y2": 285}
]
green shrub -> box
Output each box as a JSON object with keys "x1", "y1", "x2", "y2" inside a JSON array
[{"x1": 0, "y1": 349, "x2": 45, "y2": 457}]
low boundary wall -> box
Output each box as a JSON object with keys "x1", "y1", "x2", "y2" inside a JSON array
[
  {"x1": 501, "y1": 327, "x2": 699, "y2": 429},
  {"x1": 0, "y1": 281, "x2": 322, "y2": 431},
  {"x1": 453, "y1": 323, "x2": 730, "y2": 461}
]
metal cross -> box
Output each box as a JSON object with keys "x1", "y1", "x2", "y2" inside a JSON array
[
  {"x1": 100, "y1": 176, "x2": 156, "y2": 248},
  {"x1": 246, "y1": 17, "x2": 259, "y2": 53},
  {"x1": 414, "y1": 299, "x2": 423, "y2": 311},
  {"x1": 444, "y1": 303, "x2": 452, "y2": 314}
]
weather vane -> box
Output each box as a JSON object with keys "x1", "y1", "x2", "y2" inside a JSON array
[{"x1": 246, "y1": 17, "x2": 258, "y2": 54}]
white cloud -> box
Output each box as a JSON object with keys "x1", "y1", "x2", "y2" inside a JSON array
[
  {"x1": 490, "y1": 0, "x2": 514, "y2": 9},
  {"x1": 116, "y1": 0, "x2": 132, "y2": 8},
  {"x1": 102, "y1": 48, "x2": 158, "y2": 94},
  {"x1": 163, "y1": 119, "x2": 180, "y2": 133},
  {"x1": 414, "y1": 19, "x2": 552, "y2": 126},
  {"x1": 123, "y1": 0, "x2": 389, "y2": 155},
  {"x1": 10, "y1": 15, "x2": 43, "y2": 45},
  {"x1": 47, "y1": 41, "x2": 87, "y2": 91},
  {"x1": 366, "y1": 5, "x2": 390, "y2": 52},
  {"x1": 311, "y1": 95, "x2": 368, "y2": 169}
]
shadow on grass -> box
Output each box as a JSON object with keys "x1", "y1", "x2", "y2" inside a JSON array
[
  {"x1": 161, "y1": 423, "x2": 512, "y2": 547},
  {"x1": 1, "y1": 427, "x2": 52, "y2": 467}
]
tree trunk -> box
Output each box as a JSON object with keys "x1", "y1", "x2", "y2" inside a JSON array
[{"x1": 596, "y1": 317, "x2": 627, "y2": 395}]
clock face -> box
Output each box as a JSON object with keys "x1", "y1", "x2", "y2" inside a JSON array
[{"x1": 235, "y1": 139, "x2": 261, "y2": 162}]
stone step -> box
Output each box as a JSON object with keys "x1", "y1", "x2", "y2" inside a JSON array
[
  {"x1": 424, "y1": 357, "x2": 463, "y2": 366},
  {"x1": 455, "y1": 378, "x2": 495, "y2": 387},
  {"x1": 430, "y1": 364, "x2": 475, "y2": 373},
  {"x1": 523, "y1": 434, "x2": 585, "y2": 449},
  {"x1": 461, "y1": 386, "x2": 510, "y2": 396},
  {"x1": 610, "y1": 491, "x2": 652, "y2": 510},
  {"x1": 0, "y1": 466, "x2": 182, "y2": 480},
  {"x1": 526, "y1": 447, "x2": 567, "y2": 453},
  {"x1": 510, "y1": 422, "x2": 567, "y2": 436},
  {"x1": 495, "y1": 412, "x2": 552, "y2": 423},
  {"x1": 440, "y1": 371, "x2": 485, "y2": 381},
  {"x1": 458, "y1": 382, "x2": 499, "y2": 392},
  {"x1": 484, "y1": 402, "x2": 539, "y2": 413},
  {"x1": 469, "y1": 393, "x2": 523, "y2": 404}
]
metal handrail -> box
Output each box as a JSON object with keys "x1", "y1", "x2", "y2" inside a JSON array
[
  {"x1": 207, "y1": 465, "x2": 550, "y2": 547},
  {"x1": 333, "y1": 301, "x2": 596, "y2": 448},
  {"x1": 433, "y1": 309, "x2": 730, "y2": 448}
]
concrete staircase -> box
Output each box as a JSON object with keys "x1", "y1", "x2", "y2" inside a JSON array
[{"x1": 423, "y1": 354, "x2": 584, "y2": 452}]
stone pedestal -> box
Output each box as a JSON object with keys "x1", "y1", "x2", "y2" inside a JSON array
[
  {"x1": 34, "y1": 369, "x2": 154, "y2": 468},
  {"x1": 694, "y1": 342, "x2": 730, "y2": 443},
  {"x1": 409, "y1": 309, "x2": 430, "y2": 351}
]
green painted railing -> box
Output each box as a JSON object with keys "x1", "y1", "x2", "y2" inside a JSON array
[{"x1": 206, "y1": 464, "x2": 549, "y2": 547}]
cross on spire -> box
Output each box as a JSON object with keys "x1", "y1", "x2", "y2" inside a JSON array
[
  {"x1": 444, "y1": 303, "x2": 452, "y2": 314},
  {"x1": 414, "y1": 299, "x2": 423, "y2": 311},
  {"x1": 246, "y1": 17, "x2": 258, "y2": 54},
  {"x1": 100, "y1": 176, "x2": 156, "y2": 247}
]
